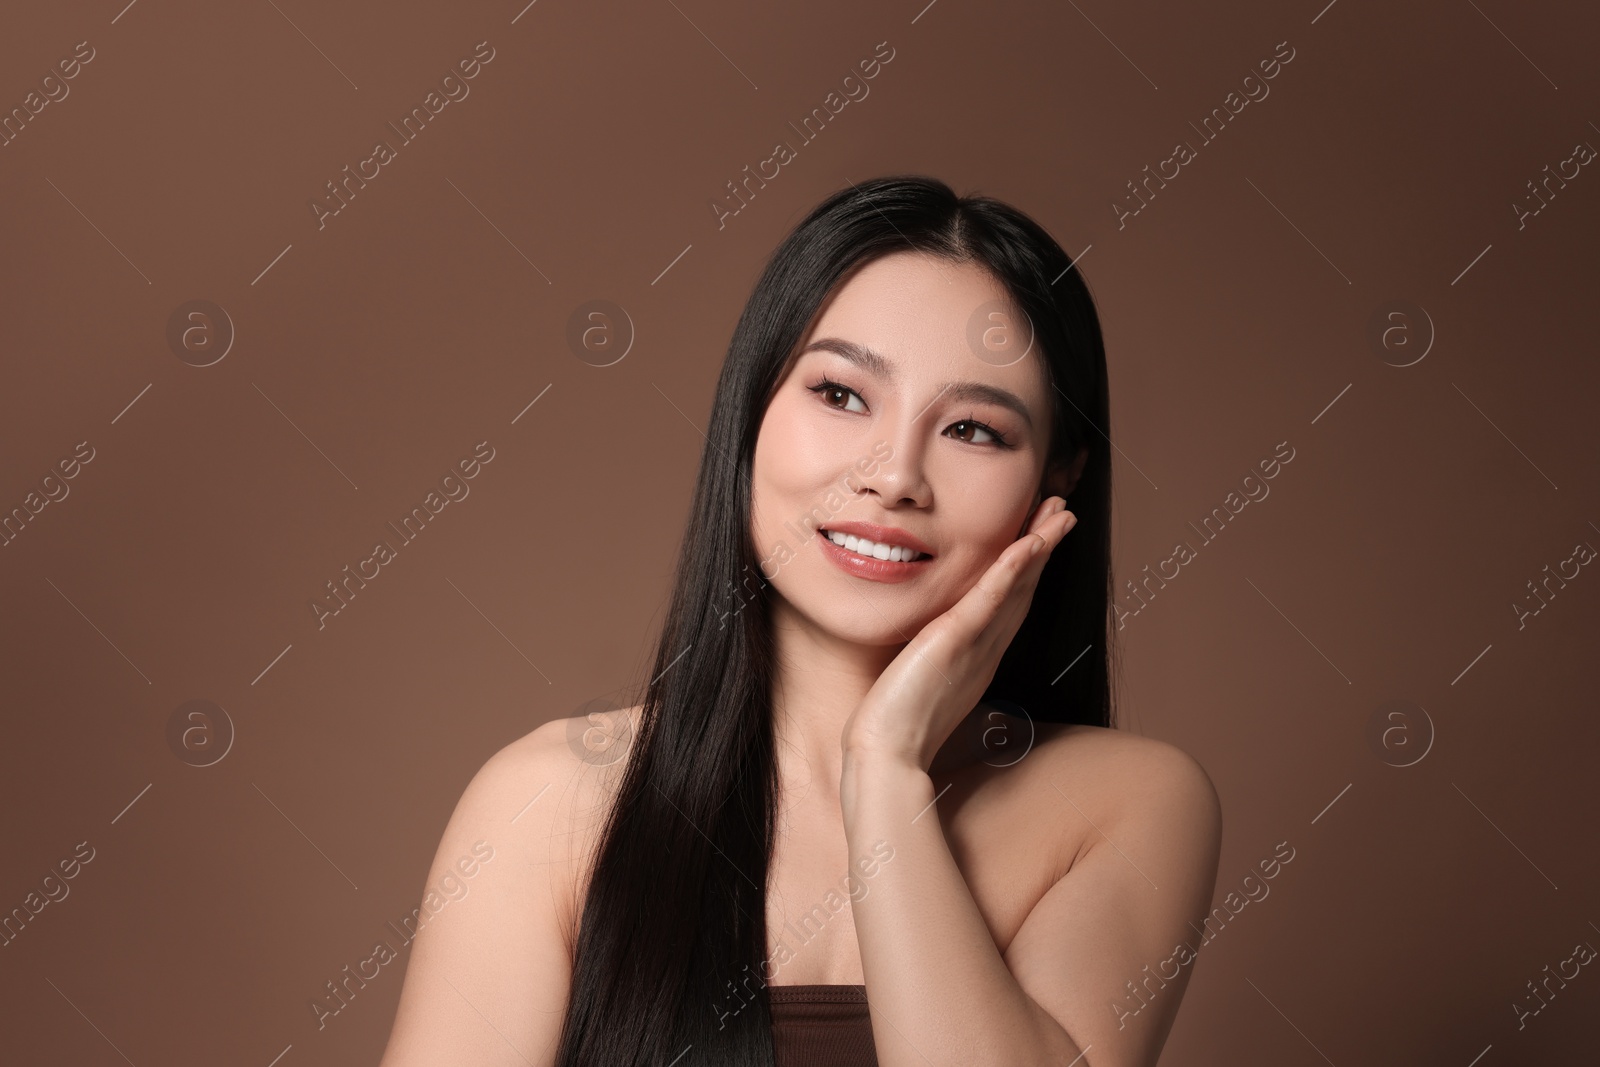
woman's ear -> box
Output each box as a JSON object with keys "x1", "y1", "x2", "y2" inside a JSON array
[
  {"x1": 1040, "y1": 445, "x2": 1089, "y2": 504},
  {"x1": 1021, "y1": 447, "x2": 1089, "y2": 537}
]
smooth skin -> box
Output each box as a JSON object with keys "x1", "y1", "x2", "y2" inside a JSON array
[{"x1": 379, "y1": 252, "x2": 1222, "y2": 1067}]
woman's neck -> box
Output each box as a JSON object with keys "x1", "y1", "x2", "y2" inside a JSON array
[{"x1": 766, "y1": 599, "x2": 988, "y2": 802}]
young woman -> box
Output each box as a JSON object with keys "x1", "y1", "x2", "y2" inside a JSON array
[{"x1": 379, "y1": 175, "x2": 1222, "y2": 1067}]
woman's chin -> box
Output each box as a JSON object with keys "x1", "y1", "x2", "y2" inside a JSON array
[{"x1": 806, "y1": 609, "x2": 937, "y2": 649}]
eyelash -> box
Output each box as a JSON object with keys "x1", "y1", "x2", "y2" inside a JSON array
[{"x1": 805, "y1": 377, "x2": 1014, "y2": 449}]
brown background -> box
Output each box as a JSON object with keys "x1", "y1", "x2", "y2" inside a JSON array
[{"x1": 2, "y1": 0, "x2": 1597, "y2": 1064}]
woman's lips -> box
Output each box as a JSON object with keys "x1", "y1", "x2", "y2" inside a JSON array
[{"x1": 816, "y1": 529, "x2": 934, "y2": 583}]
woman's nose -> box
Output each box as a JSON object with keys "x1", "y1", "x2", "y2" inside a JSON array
[{"x1": 853, "y1": 420, "x2": 932, "y2": 508}]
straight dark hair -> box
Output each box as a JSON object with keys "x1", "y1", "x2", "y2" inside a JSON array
[{"x1": 553, "y1": 174, "x2": 1118, "y2": 1066}]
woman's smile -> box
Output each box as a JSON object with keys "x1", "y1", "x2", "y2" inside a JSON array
[{"x1": 816, "y1": 522, "x2": 937, "y2": 583}]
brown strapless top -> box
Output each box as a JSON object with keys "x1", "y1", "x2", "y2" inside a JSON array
[{"x1": 769, "y1": 984, "x2": 877, "y2": 1066}]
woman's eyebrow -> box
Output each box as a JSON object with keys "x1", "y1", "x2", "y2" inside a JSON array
[{"x1": 800, "y1": 336, "x2": 1035, "y2": 429}]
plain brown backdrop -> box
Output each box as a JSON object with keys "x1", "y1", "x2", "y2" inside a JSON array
[{"x1": 2, "y1": 0, "x2": 1597, "y2": 1064}]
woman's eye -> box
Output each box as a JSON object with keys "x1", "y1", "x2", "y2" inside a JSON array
[
  {"x1": 809, "y1": 381, "x2": 1008, "y2": 447},
  {"x1": 811, "y1": 381, "x2": 868, "y2": 414},
  {"x1": 947, "y1": 420, "x2": 1002, "y2": 446}
]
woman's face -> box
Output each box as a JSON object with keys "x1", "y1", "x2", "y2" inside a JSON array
[{"x1": 750, "y1": 250, "x2": 1068, "y2": 647}]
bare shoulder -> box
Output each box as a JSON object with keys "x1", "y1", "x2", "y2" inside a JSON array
[
  {"x1": 1030, "y1": 723, "x2": 1222, "y2": 863},
  {"x1": 377, "y1": 711, "x2": 637, "y2": 1067},
  {"x1": 997, "y1": 727, "x2": 1224, "y2": 1064},
  {"x1": 482, "y1": 707, "x2": 643, "y2": 923},
  {"x1": 1036, "y1": 723, "x2": 1218, "y2": 799}
]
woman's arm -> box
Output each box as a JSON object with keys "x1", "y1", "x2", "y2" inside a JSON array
[
  {"x1": 378, "y1": 720, "x2": 584, "y2": 1067},
  {"x1": 841, "y1": 733, "x2": 1222, "y2": 1067}
]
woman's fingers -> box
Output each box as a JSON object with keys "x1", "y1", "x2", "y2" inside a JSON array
[
  {"x1": 949, "y1": 501, "x2": 1076, "y2": 644},
  {"x1": 1028, "y1": 495, "x2": 1067, "y2": 535},
  {"x1": 994, "y1": 506, "x2": 1076, "y2": 640},
  {"x1": 849, "y1": 500, "x2": 1080, "y2": 766}
]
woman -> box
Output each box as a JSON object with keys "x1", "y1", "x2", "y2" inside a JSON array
[{"x1": 379, "y1": 175, "x2": 1222, "y2": 1067}]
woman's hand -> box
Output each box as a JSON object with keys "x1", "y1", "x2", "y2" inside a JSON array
[{"x1": 839, "y1": 496, "x2": 1078, "y2": 773}]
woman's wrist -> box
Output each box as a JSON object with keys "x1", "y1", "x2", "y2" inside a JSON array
[
  {"x1": 840, "y1": 700, "x2": 937, "y2": 772},
  {"x1": 840, "y1": 742, "x2": 935, "y2": 822}
]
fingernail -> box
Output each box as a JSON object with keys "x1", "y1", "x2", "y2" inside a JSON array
[{"x1": 1030, "y1": 534, "x2": 1046, "y2": 557}]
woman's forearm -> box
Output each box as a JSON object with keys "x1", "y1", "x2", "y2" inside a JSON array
[{"x1": 840, "y1": 748, "x2": 1088, "y2": 1067}]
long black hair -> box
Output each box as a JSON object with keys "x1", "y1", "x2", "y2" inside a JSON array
[{"x1": 553, "y1": 174, "x2": 1118, "y2": 1066}]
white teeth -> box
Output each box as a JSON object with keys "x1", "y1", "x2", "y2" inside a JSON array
[{"x1": 823, "y1": 529, "x2": 926, "y2": 562}]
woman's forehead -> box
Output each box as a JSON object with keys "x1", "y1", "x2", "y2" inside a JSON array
[
  {"x1": 821, "y1": 251, "x2": 1013, "y2": 323},
  {"x1": 800, "y1": 255, "x2": 1047, "y2": 400}
]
